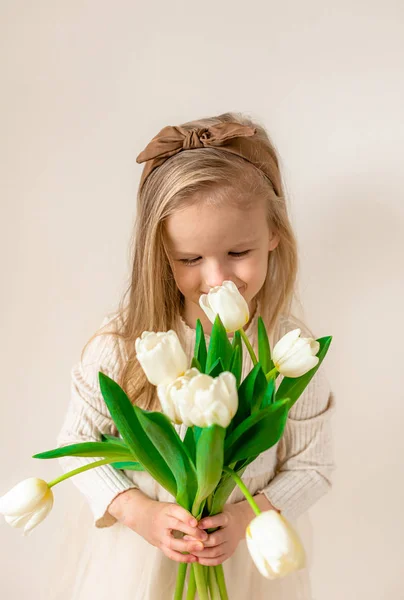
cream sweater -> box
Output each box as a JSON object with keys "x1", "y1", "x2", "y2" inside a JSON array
[{"x1": 57, "y1": 305, "x2": 335, "y2": 529}]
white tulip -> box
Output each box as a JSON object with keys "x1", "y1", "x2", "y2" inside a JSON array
[
  {"x1": 135, "y1": 330, "x2": 188, "y2": 386},
  {"x1": 157, "y1": 369, "x2": 238, "y2": 428},
  {"x1": 0, "y1": 477, "x2": 54, "y2": 536},
  {"x1": 272, "y1": 328, "x2": 320, "y2": 378},
  {"x1": 199, "y1": 281, "x2": 249, "y2": 333},
  {"x1": 246, "y1": 510, "x2": 306, "y2": 579}
]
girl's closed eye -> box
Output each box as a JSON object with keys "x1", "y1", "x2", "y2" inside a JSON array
[{"x1": 179, "y1": 250, "x2": 251, "y2": 266}]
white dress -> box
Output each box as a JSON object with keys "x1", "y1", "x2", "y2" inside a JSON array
[{"x1": 53, "y1": 305, "x2": 335, "y2": 600}]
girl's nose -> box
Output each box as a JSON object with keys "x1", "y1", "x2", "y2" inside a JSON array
[{"x1": 204, "y1": 260, "x2": 231, "y2": 289}]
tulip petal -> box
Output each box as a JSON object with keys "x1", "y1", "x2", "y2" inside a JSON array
[
  {"x1": 272, "y1": 329, "x2": 301, "y2": 364},
  {"x1": 0, "y1": 478, "x2": 49, "y2": 517},
  {"x1": 247, "y1": 511, "x2": 306, "y2": 579},
  {"x1": 199, "y1": 294, "x2": 217, "y2": 324},
  {"x1": 22, "y1": 494, "x2": 54, "y2": 535}
]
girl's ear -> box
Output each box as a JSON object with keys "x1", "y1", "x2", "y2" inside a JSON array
[{"x1": 268, "y1": 230, "x2": 280, "y2": 251}]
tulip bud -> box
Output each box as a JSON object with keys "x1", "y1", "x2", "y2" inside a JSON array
[
  {"x1": 0, "y1": 477, "x2": 54, "y2": 536},
  {"x1": 157, "y1": 369, "x2": 238, "y2": 428},
  {"x1": 199, "y1": 281, "x2": 249, "y2": 333},
  {"x1": 272, "y1": 328, "x2": 320, "y2": 378},
  {"x1": 135, "y1": 330, "x2": 188, "y2": 386},
  {"x1": 246, "y1": 510, "x2": 306, "y2": 579}
]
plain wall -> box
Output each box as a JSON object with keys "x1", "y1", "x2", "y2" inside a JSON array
[{"x1": 1, "y1": 1, "x2": 403, "y2": 598}]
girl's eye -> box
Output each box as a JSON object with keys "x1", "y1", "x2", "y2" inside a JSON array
[{"x1": 179, "y1": 250, "x2": 250, "y2": 266}]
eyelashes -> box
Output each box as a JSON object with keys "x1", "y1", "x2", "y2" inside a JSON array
[{"x1": 179, "y1": 250, "x2": 250, "y2": 266}]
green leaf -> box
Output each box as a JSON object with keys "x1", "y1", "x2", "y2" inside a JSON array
[
  {"x1": 98, "y1": 372, "x2": 177, "y2": 497},
  {"x1": 100, "y1": 434, "x2": 129, "y2": 447},
  {"x1": 195, "y1": 319, "x2": 207, "y2": 373},
  {"x1": 230, "y1": 363, "x2": 268, "y2": 432},
  {"x1": 257, "y1": 316, "x2": 274, "y2": 374},
  {"x1": 184, "y1": 426, "x2": 196, "y2": 463},
  {"x1": 224, "y1": 399, "x2": 289, "y2": 463},
  {"x1": 231, "y1": 329, "x2": 242, "y2": 351},
  {"x1": 33, "y1": 441, "x2": 134, "y2": 461},
  {"x1": 135, "y1": 410, "x2": 198, "y2": 510},
  {"x1": 210, "y1": 460, "x2": 250, "y2": 515},
  {"x1": 207, "y1": 357, "x2": 225, "y2": 378},
  {"x1": 276, "y1": 336, "x2": 332, "y2": 410},
  {"x1": 111, "y1": 461, "x2": 145, "y2": 471},
  {"x1": 206, "y1": 315, "x2": 233, "y2": 373},
  {"x1": 193, "y1": 426, "x2": 203, "y2": 446},
  {"x1": 261, "y1": 376, "x2": 275, "y2": 408},
  {"x1": 229, "y1": 344, "x2": 242, "y2": 388},
  {"x1": 190, "y1": 356, "x2": 202, "y2": 371},
  {"x1": 192, "y1": 425, "x2": 226, "y2": 515}
]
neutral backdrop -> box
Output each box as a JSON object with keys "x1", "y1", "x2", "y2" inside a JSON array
[{"x1": 1, "y1": 1, "x2": 403, "y2": 599}]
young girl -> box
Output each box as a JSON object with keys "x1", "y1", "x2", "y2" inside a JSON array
[{"x1": 57, "y1": 112, "x2": 335, "y2": 599}]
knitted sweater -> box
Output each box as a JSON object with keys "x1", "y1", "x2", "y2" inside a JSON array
[{"x1": 57, "y1": 305, "x2": 335, "y2": 529}]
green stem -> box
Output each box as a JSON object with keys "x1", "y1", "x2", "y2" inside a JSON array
[
  {"x1": 265, "y1": 366, "x2": 278, "y2": 382},
  {"x1": 174, "y1": 563, "x2": 188, "y2": 600},
  {"x1": 208, "y1": 566, "x2": 221, "y2": 599},
  {"x1": 223, "y1": 467, "x2": 261, "y2": 516},
  {"x1": 238, "y1": 328, "x2": 258, "y2": 366},
  {"x1": 186, "y1": 566, "x2": 196, "y2": 600},
  {"x1": 214, "y1": 565, "x2": 229, "y2": 600},
  {"x1": 48, "y1": 458, "x2": 113, "y2": 488},
  {"x1": 193, "y1": 563, "x2": 209, "y2": 600}
]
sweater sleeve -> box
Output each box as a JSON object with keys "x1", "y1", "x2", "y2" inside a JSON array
[
  {"x1": 257, "y1": 315, "x2": 336, "y2": 522},
  {"x1": 56, "y1": 314, "x2": 139, "y2": 528}
]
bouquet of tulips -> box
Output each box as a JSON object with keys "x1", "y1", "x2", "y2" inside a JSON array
[{"x1": 0, "y1": 282, "x2": 332, "y2": 600}]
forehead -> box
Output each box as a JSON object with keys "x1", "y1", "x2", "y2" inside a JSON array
[{"x1": 164, "y1": 198, "x2": 268, "y2": 253}]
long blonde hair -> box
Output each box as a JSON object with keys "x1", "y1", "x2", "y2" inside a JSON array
[{"x1": 83, "y1": 111, "x2": 300, "y2": 410}]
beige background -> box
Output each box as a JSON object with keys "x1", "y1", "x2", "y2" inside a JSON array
[{"x1": 1, "y1": 1, "x2": 403, "y2": 598}]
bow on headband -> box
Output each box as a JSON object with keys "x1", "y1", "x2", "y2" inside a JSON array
[{"x1": 136, "y1": 121, "x2": 280, "y2": 194}]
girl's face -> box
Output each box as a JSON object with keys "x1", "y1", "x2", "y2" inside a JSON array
[{"x1": 164, "y1": 193, "x2": 279, "y2": 332}]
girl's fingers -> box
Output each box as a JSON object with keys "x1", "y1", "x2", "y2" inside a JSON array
[
  {"x1": 163, "y1": 535, "x2": 205, "y2": 554},
  {"x1": 168, "y1": 504, "x2": 198, "y2": 528},
  {"x1": 166, "y1": 517, "x2": 208, "y2": 541},
  {"x1": 184, "y1": 530, "x2": 226, "y2": 547},
  {"x1": 192, "y1": 542, "x2": 227, "y2": 559},
  {"x1": 198, "y1": 513, "x2": 229, "y2": 530},
  {"x1": 196, "y1": 553, "x2": 227, "y2": 567},
  {"x1": 161, "y1": 545, "x2": 197, "y2": 563}
]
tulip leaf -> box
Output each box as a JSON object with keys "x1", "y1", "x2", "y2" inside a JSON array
[
  {"x1": 210, "y1": 461, "x2": 249, "y2": 515},
  {"x1": 224, "y1": 398, "x2": 289, "y2": 464},
  {"x1": 184, "y1": 426, "x2": 196, "y2": 463},
  {"x1": 192, "y1": 425, "x2": 226, "y2": 516},
  {"x1": 231, "y1": 329, "x2": 242, "y2": 351},
  {"x1": 257, "y1": 316, "x2": 274, "y2": 374},
  {"x1": 100, "y1": 434, "x2": 129, "y2": 446},
  {"x1": 193, "y1": 425, "x2": 203, "y2": 446},
  {"x1": 98, "y1": 372, "x2": 177, "y2": 497},
  {"x1": 276, "y1": 336, "x2": 332, "y2": 410},
  {"x1": 135, "y1": 410, "x2": 198, "y2": 511},
  {"x1": 111, "y1": 461, "x2": 145, "y2": 471},
  {"x1": 261, "y1": 376, "x2": 276, "y2": 408},
  {"x1": 229, "y1": 363, "x2": 267, "y2": 434},
  {"x1": 207, "y1": 357, "x2": 225, "y2": 378},
  {"x1": 190, "y1": 356, "x2": 202, "y2": 372},
  {"x1": 206, "y1": 315, "x2": 233, "y2": 373},
  {"x1": 195, "y1": 319, "x2": 207, "y2": 373},
  {"x1": 229, "y1": 343, "x2": 242, "y2": 388},
  {"x1": 33, "y1": 441, "x2": 134, "y2": 461}
]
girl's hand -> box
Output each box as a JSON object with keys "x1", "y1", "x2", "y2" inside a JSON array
[
  {"x1": 108, "y1": 489, "x2": 208, "y2": 563},
  {"x1": 184, "y1": 503, "x2": 247, "y2": 566}
]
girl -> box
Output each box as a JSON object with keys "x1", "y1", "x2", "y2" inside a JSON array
[{"x1": 57, "y1": 112, "x2": 335, "y2": 599}]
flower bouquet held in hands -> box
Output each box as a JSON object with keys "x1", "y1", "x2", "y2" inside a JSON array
[{"x1": 0, "y1": 281, "x2": 332, "y2": 599}]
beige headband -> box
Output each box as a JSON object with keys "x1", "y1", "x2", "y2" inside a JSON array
[{"x1": 136, "y1": 121, "x2": 280, "y2": 195}]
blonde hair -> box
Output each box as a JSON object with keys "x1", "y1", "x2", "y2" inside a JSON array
[{"x1": 83, "y1": 111, "x2": 301, "y2": 410}]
